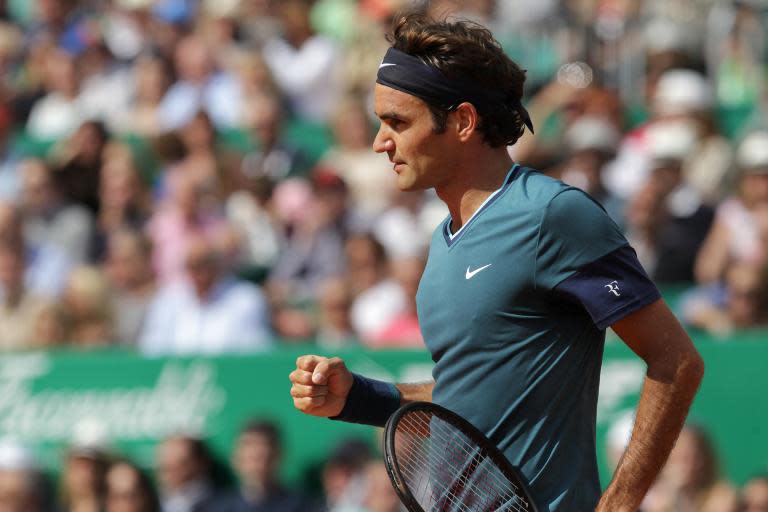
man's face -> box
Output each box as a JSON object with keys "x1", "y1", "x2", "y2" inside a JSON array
[{"x1": 372, "y1": 84, "x2": 455, "y2": 192}]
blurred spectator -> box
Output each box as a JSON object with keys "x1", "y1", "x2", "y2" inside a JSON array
[
  {"x1": 225, "y1": 419, "x2": 316, "y2": 512},
  {"x1": 320, "y1": 97, "x2": 395, "y2": 217},
  {"x1": 743, "y1": 475, "x2": 768, "y2": 512},
  {"x1": 230, "y1": 51, "x2": 279, "y2": 132},
  {"x1": 76, "y1": 41, "x2": 134, "y2": 130},
  {"x1": 166, "y1": 110, "x2": 236, "y2": 203},
  {"x1": 51, "y1": 120, "x2": 110, "y2": 215},
  {"x1": 706, "y1": 1, "x2": 765, "y2": 139},
  {"x1": 0, "y1": 200, "x2": 70, "y2": 298},
  {"x1": 682, "y1": 262, "x2": 768, "y2": 337},
  {"x1": 342, "y1": 232, "x2": 385, "y2": 298},
  {"x1": 93, "y1": 143, "x2": 152, "y2": 261},
  {"x1": 139, "y1": 234, "x2": 271, "y2": 355},
  {"x1": 643, "y1": 423, "x2": 739, "y2": 512},
  {"x1": 60, "y1": 443, "x2": 110, "y2": 512},
  {"x1": 101, "y1": 1, "x2": 156, "y2": 63},
  {"x1": 511, "y1": 80, "x2": 624, "y2": 169},
  {"x1": 0, "y1": 106, "x2": 21, "y2": 200},
  {"x1": 240, "y1": 93, "x2": 309, "y2": 181},
  {"x1": 157, "y1": 33, "x2": 241, "y2": 131},
  {"x1": 225, "y1": 171, "x2": 281, "y2": 272},
  {"x1": 268, "y1": 170, "x2": 349, "y2": 305},
  {"x1": 156, "y1": 435, "x2": 226, "y2": 512},
  {"x1": 196, "y1": 0, "x2": 243, "y2": 60},
  {"x1": 0, "y1": 239, "x2": 57, "y2": 351},
  {"x1": 556, "y1": 115, "x2": 625, "y2": 227},
  {"x1": 238, "y1": 0, "x2": 282, "y2": 47},
  {"x1": 262, "y1": 0, "x2": 341, "y2": 123},
  {"x1": 146, "y1": 171, "x2": 228, "y2": 285},
  {"x1": 105, "y1": 459, "x2": 161, "y2": 512},
  {"x1": 0, "y1": 440, "x2": 48, "y2": 512},
  {"x1": 604, "y1": 69, "x2": 732, "y2": 205},
  {"x1": 146, "y1": 0, "x2": 194, "y2": 62},
  {"x1": 25, "y1": 46, "x2": 83, "y2": 140},
  {"x1": 322, "y1": 439, "x2": 372, "y2": 512},
  {"x1": 19, "y1": 157, "x2": 94, "y2": 264},
  {"x1": 624, "y1": 119, "x2": 714, "y2": 282},
  {"x1": 372, "y1": 189, "x2": 445, "y2": 261},
  {"x1": 368, "y1": 254, "x2": 425, "y2": 348},
  {"x1": 695, "y1": 130, "x2": 768, "y2": 285},
  {"x1": 315, "y1": 277, "x2": 357, "y2": 349},
  {"x1": 114, "y1": 51, "x2": 174, "y2": 137},
  {"x1": 60, "y1": 265, "x2": 115, "y2": 348},
  {"x1": 104, "y1": 229, "x2": 155, "y2": 345},
  {"x1": 27, "y1": 0, "x2": 90, "y2": 55},
  {"x1": 361, "y1": 461, "x2": 401, "y2": 512},
  {"x1": 346, "y1": 233, "x2": 406, "y2": 342}
]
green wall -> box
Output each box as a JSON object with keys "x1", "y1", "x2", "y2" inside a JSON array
[{"x1": 1, "y1": 336, "x2": 765, "y2": 491}]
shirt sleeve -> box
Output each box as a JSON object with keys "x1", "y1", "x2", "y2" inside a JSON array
[
  {"x1": 534, "y1": 188, "x2": 628, "y2": 291},
  {"x1": 552, "y1": 244, "x2": 661, "y2": 329}
]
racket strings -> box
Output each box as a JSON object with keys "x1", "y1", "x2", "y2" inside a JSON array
[
  {"x1": 395, "y1": 411, "x2": 533, "y2": 512},
  {"x1": 396, "y1": 432, "x2": 525, "y2": 512},
  {"x1": 400, "y1": 414, "x2": 523, "y2": 504}
]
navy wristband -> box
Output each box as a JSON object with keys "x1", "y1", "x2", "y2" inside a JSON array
[{"x1": 330, "y1": 373, "x2": 401, "y2": 427}]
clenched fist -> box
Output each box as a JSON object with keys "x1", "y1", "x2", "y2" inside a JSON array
[{"x1": 289, "y1": 355, "x2": 354, "y2": 417}]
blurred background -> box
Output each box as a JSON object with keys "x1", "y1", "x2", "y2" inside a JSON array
[{"x1": 0, "y1": 0, "x2": 766, "y2": 511}]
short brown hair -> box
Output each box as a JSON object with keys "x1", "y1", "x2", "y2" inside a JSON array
[{"x1": 388, "y1": 13, "x2": 528, "y2": 147}]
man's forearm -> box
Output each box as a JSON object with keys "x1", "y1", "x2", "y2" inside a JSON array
[
  {"x1": 396, "y1": 381, "x2": 434, "y2": 404},
  {"x1": 596, "y1": 349, "x2": 704, "y2": 511}
]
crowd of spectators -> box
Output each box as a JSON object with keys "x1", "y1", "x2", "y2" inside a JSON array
[
  {"x1": 0, "y1": 0, "x2": 766, "y2": 353},
  {"x1": 0, "y1": 0, "x2": 766, "y2": 510},
  {"x1": 0, "y1": 419, "x2": 405, "y2": 512},
  {"x1": 1, "y1": 418, "x2": 767, "y2": 512}
]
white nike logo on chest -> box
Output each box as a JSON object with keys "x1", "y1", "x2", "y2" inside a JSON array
[{"x1": 465, "y1": 264, "x2": 492, "y2": 280}]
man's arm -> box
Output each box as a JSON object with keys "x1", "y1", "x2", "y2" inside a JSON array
[
  {"x1": 396, "y1": 382, "x2": 434, "y2": 404},
  {"x1": 596, "y1": 298, "x2": 704, "y2": 512}
]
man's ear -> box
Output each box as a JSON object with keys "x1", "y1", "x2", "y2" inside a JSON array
[{"x1": 453, "y1": 102, "x2": 479, "y2": 142}]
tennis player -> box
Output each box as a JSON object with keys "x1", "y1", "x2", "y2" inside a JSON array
[{"x1": 289, "y1": 13, "x2": 704, "y2": 511}]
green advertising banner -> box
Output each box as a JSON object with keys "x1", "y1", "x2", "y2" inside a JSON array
[{"x1": 1, "y1": 335, "x2": 766, "y2": 490}]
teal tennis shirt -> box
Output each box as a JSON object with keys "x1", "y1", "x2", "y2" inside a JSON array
[{"x1": 416, "y1": 165, "x2": 659, "y2": 511}]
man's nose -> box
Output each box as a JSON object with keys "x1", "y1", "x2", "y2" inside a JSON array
[{"x1": 372, "y1": 127, "x2": 394, "y2": 154}]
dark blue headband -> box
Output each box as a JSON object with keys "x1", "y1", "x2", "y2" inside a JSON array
[{"x1": 376, "y1": 47, "x2": 534, "y2": 134}]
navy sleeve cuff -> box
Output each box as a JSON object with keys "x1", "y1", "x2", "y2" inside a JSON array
[
  {"x1": 330, "y1": 373, "x2": 401, "y2": 427},
  {"x1": 553, "y1": 244, "x2": 661, "y2": 329}
]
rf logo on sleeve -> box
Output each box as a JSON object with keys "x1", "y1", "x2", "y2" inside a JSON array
[{"x1": 605, "y1": 280, "x2": 621, "y2": 297}]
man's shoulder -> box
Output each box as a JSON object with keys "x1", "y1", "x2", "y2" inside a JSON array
[{"x1": 503, "y1": 166, "x2": 573, "y2": 208}]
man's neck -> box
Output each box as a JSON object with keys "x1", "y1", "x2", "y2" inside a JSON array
[{"x1": 436, "y1": 149, "x2": 514, "y2": 233}]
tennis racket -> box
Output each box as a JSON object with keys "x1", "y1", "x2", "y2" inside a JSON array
[{"x1": 384, "y1": 401, "x2": 539, "y2": 512}]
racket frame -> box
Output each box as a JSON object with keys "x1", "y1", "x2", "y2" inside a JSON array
[{"x1": 383, "y1": 401, "x2": 539, "y2": 512}]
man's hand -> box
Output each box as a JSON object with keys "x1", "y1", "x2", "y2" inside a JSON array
[{"x1": 289, "y1": 355, "x2": 354, "y2": 417}]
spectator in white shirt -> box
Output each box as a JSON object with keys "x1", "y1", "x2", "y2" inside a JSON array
[
  {"x1": 157, "y1": 34, "x2": 241, "y2": 131},
  {"x1": 139, "y1": 234, "x2": 271, "y2": 355},
  {"x1": 262, "y1": 0, "x2": 341, "y2": 123}
]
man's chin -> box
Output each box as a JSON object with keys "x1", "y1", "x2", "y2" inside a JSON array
[{"x1": 396, "y1": 177, "x2": 425, "y2": 192}]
